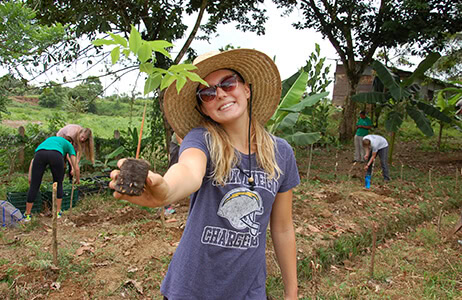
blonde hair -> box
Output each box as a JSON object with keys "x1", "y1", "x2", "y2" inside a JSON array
[
  {"x1": 75, "y1": 127, "x2": 95, "y2": 164},
  {"x1": 202, "y1": 119, "x2": 281, "y2": 186}
]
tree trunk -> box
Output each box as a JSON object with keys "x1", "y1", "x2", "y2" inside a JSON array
[
  {"x1": 388, "y1": 131, "x2": 396, "y2": 164},
  {"x1": 338, "y1": 83, "x2": 358, "y2": 142}
]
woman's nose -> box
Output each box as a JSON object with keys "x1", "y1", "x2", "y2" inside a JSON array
[{"x1": 215, "y1": 86, "x2": 227, "y2": 99}]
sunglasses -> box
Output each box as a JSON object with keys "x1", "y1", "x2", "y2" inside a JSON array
[{"x1": 196, "y1": 74, "x2": 241, "y2": 103}]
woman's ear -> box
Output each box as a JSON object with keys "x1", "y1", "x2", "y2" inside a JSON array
[{"x1": 244, "y1": 83, "x2": 251, "y2": 99}]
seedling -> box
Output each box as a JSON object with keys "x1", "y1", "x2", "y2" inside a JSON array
[{"x1": 114, "y1": 103, "x2": 150, "y2": 196}]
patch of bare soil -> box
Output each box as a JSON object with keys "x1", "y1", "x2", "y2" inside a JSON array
[
  {"x1": 11, "y1": 96, "x2": 39, "y2": 105},
  {"x1": 0, "y1": 143, "x2": 461, "y2": 299},
  {"x1": 1, "y1": 120, "x2": 43, "y2": 129}
]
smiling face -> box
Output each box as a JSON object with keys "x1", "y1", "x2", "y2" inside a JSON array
[{"x1": 198, "y1": 69, "x2": 251, "y2": 126}]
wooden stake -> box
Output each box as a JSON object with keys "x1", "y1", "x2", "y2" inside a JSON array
[
  {"x1": 69, "y1": 179, "x2": 75, "y2": 215},
  {"x1": 400, "y1": 164, "x2": 404, "y2": 181},
  {"x1": 306, "y1": 144, "x2": 314, "y2": 179},
  {"x1": 369, "y1": 223, "x2": 377, "y2": 278},
  {"x1": 429, "y1": 169, "x2": 432, "y2": 187},
  {"x1": 160, "y1": 207, "x2": 165, "y2": 233},
  {"x1": 135, "y1": 102, "x2": 148, "y2": 159},
  {"x1": 437, "y1": 207, "x2": 443, "y2": 232},
  {"x1": 52, "y1": 182, "x2": 58, "y2": 267},
  {"x1": 334, "y1": 150, "x2": 338, "y2": 178},
  {"x1": 456, "y1": 167, "x2": 459, "y2": 189}
]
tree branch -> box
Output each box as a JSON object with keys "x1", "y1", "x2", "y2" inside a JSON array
[{"x1": 174, "y1": 0, "x2": 208, "y2": 64}]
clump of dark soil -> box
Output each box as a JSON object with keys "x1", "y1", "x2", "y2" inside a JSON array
[{"x1": 114, "y1": 158, "x2": 150, "y2": 196}]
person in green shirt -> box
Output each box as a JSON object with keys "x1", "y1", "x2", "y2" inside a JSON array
[
  {"x1": 25, "y1": 136, "x2": 80, "y2": 221},
  {"x1": 354, "y1": 110, "x2": 372, "y2": 162}
]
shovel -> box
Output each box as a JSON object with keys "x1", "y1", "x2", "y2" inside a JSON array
[{"x1": 69, "y1": 178, "x2": 75, "y2": 215}]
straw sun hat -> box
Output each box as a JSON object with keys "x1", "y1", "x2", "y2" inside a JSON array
[{"x1": 164, "y1": 48, "x2": 282, "y2": 139}]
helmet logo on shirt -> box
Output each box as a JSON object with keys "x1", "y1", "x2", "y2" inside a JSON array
[{"x1": 217, "y1": 187, "x2": 263, "y2": 236}]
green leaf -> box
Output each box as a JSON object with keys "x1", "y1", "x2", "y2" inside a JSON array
[
  {"x1": 279, "y1": 92, "x2": 328, "y2": 113},
  {"x1": 104, "y1": 146, "x2": 124, "y2": 162},
  {"x1": 129, "y1": 25, "x2": 142, "y2": 54},
  {"x1": 184, "y1": 72, "x2": 208, "y2": 85},
  {"x1": 151, "y1": 67, "x2": 168, "y2": 74},
  {"x1": 416, "y1": 101, "x2": 452, "y2": 123},
  {"x1": 284, "y1": 132, "x2": 321, "y2": 146},
  {"x1": 160, "y1": 74, "x2": 176, "y2": 90},
  {"x1": 108, "y1": 32, "x2": 127, "y2": 47},
  {"x1": 169, "y1": 64, "x2": 197, "y2": 72},
  {"x1": 372, "y1": 60, "x2": 409, "y2": 101},
  {"x1": 122, "y1": 49, "x2": 131, "y2": 58},
  {"x1": 137, "y1": 43, "x2": 151, "y2": 63},
  {"x1": 110, "y1": 46, "x2": 120, "y2": 64},
  {"x1": 276, "y1": 112, "x2": 299, "y2": 132},
  {"x1": 352, "y1": 92, "x2": 386, "y2": 104},
  {"x1": 401, "y1": 52, "x2": 441, "y2": 87},
  {"x1": 92, "y1": 39, "x2": 117, "y2": 46},
  {"x1": 385, "y1": 111, "x2": 403, "y2": 133},
  {"x1": 406, "y1": 106, "x2": 434, "y2": 137},
  {"x1": 148, "y1": 40, "x2": 173, "y2": 58},
  {"x1": 144, "y1": 74, "x2": 161, "y2": 95},
  {"x1": 448, "y1": 93, "x2": 462, "y2": 106},
  {"x1": 281, "y1": 70, "x2": 303, "y2": 99},
  {"x1": 436, "y1": 90, "x2": 446, "y2": 110},
  {"x1": 269, "y1": 71, "x2": 308, "y2": 132},
  {"x1": 139, "y1": 62, "x2": 154, "y2": 74},
  {"x1": 175, "y1": 76, "x2": 187, "y2": 93}
]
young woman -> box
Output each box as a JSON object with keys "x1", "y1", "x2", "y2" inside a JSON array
[
  {"x1": 110, "y1": 49, "x2": 299, "y2": 299},
  {"x1": 57, "y1": 124, "x2": 95, "y2": 164},
  {"x1": 25, "y1": 136, "x2": 80, "y2": 220}
]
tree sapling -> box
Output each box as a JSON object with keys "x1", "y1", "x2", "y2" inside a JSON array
[{"x1": 114, "y1": 103, "x2": 150, "y2": 196}]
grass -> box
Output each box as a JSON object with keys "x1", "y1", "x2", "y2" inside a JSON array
[
  {"x1": 286, "y1": 131, "x2": 462, "y2": 298},
  {"x1": 2, "y1": 99, "x2": 147, "y2": 138},
  {"x1": 311, "y1": 213, "x2": 462, "y2": 299}
]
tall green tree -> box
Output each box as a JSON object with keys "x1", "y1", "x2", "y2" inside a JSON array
[
  {"x1": 27, "y1": 0, "x2": 270, "y2": 144},
  {"x1": 0, "y1": 0, "x2": 66, "y2": 120},
  {"x1": 0, "y1": 0, "x2": 66, "y2": 68},
  {"x1": 430, "y1": 33, "x2": 462, "y2": 82},
  {"x1": 273, "y1": 0, "x2": 462, "y2": 142}
]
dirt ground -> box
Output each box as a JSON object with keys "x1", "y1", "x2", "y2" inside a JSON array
[{"x1": 1, "y1": 140, "x2": 461, "y2": 299}]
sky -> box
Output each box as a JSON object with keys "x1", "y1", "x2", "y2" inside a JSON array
[{"x1": 98, "y1": 1, "x2": 341, "y2": 96}]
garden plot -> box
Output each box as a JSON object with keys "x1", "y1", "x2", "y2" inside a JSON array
[{"x1": 1, "y1": 141, "x2": 461, "y2": 299}]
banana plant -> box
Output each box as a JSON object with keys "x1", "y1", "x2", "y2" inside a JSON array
[
  {"x1": 267, "y1": 69, "x2": 326, "y2": 146},
  {"x1": 434, "y1": 81, "x2": 462, "y2": 148},
  {"x1": 352, "y1": 52, "x2": 451, "y2": 163}
]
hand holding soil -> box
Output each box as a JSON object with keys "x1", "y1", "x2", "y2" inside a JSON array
[
  {"x1": 114, "y1": 158, "x2": 151, "y2": 196},
  {"x1": 110, "y1": 158, "x2": 170, "y2": 207}
]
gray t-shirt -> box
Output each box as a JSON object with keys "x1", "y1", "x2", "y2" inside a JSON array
[
  {"x1": 363, "y1": 134, "x2": 388, "y2": 153},
  {"x1": 160, "y1": 127, "x2": 300, "y2": 300}
]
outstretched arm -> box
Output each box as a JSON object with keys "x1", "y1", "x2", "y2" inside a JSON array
[
  {"x1": 109, "y1": 147, "x2": 207, "y2": 208},
  {"x1": 270, "y1": 189, "x2": 298, "y2": 300}
]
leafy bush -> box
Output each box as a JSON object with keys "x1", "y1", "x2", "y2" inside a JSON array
[
  {"x1": 46, "y1": 112, "x2": 66, "y2": 133},
  {"x1": 6, "y1": 176, "x2": 30, "y2": 193},
  {"x1": 38, "y1": 87, "x2": 62, "y2": 108}
]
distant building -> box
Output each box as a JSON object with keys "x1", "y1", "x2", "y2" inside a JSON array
[{"x1": 332, "y1": 62, "x2": 450, "y2": 107}]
